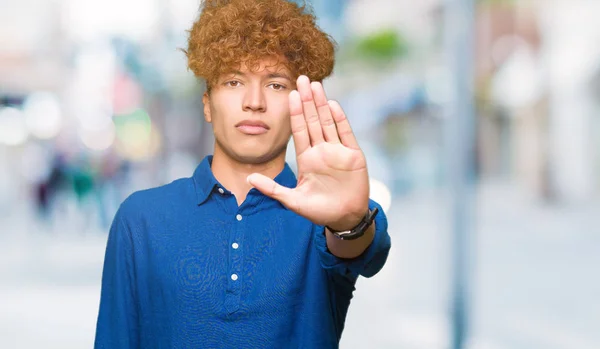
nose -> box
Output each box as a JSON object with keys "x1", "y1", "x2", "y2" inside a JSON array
[{"x1": 242, "y1": 84, "x2": 266, "y2": 112}]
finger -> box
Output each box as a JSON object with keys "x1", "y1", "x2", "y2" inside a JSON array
[
  {"x1": 328, "y1": 100, "x2": 360, "y2": 150},
  {"x1": 289, "y1": 90, "x2": 310, "y2": 157},
  {"x1": 247, "y1": 173, "x2": 299, "y2": 211},
  {"x1": 297, "y1": 75, "x2": 325, "y2": 146},
  {"x1": 311, "y1": 82, "x2": 340, "y2": 144}
]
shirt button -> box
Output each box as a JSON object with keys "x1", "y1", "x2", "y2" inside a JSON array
[
  {"x1": 236, "y1": 214, "x2": 242, "y2": 221},
  {"x1": 232, "y1": 242, "x2": 239, "y2": 249},
  {"x1": 218, "y1": 188, "x2": 225, "y2": 194},
  {"x1": 231, "y1": 274, "x2": 238, "y2": 281}
]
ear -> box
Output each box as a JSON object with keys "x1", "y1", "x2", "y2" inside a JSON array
[{"x1": 202, "y1": 92, "x2": 212, "y2": 123}]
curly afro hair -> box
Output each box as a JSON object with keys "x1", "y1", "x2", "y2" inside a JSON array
[{"x1": 184, "y1": 0, "x2": 336, "y2": 91}]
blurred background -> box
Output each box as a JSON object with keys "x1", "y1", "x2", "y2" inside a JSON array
[{"x1": 1, "y1": 0, "x2": 599, "y2": 348}]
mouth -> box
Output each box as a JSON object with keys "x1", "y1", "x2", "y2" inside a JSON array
[{"x1": 235, "y1": 120, "x2": 269, "y2": 135}]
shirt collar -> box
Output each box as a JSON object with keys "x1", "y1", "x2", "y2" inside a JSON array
[{"x1": 192, "y1": 155, "x2": 297, "y2": 206}]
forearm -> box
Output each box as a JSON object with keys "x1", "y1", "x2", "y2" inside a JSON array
[{"x1": 325, "y1": 222, "x2": 375, "y2": 259}]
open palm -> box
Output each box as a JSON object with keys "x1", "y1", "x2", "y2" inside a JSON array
[{"x1": 248, "y1": 75, "x2": 370, "y2": 231}]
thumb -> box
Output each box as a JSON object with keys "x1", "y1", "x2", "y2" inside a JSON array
[{"x1": 247, "y1": 173, "x2": 298, "y2": 210}]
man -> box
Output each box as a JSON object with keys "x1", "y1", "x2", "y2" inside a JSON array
[{"x1": 95, "y1": 0, "x2": 391, "y2": 348}]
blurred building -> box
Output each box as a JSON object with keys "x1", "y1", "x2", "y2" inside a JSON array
[{"x1": 475, "y1": 0, "x2": 600, "y2": 202}]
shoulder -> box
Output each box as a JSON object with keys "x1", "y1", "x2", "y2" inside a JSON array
[{"x1": 117, "y1": 177, "x2": 195, "y2": 223}]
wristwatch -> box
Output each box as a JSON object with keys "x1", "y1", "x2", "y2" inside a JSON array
[{"x1": 326, "y1": 207, "x2": 379, "y2": 241}]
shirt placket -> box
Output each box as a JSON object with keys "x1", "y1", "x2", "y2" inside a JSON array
[{"x1": 224, "y1": 211, "x2": 245, "y2": 314}]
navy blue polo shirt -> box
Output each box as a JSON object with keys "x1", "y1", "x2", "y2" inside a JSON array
[{"x1": 95, "y1": 155, "x2": 391, "y2": 348}]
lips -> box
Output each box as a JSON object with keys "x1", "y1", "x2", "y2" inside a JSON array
[{"x1": 235, "y1": 120, "x2": 270, "y2": 135}]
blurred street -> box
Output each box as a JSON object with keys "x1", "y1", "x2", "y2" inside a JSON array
[
  {"x1": 1, "y1": 181, "x2": 598, "y2": 349},
  {"x1": 2, "y1": 0, "x2": 600, "y2": 347}
]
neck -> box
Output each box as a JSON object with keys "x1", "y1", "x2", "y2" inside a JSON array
[{"x1": 210, "y1": 145, "x2": 286, "y2": 205}]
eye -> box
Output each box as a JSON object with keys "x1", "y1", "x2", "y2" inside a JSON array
[
  {"x1": 268, "y1": 83, "x2": 287, "y2": 91},
  {"x1": 224, "y1": 80, "x2": 241, "y2": 87}
]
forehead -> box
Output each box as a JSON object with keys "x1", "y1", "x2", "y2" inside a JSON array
[{"x1": 224, "y1": 57, "x2": 293, "y2": 78}]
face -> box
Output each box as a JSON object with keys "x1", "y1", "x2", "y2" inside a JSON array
[{"x1": 203, "y1": 57, "x2": 295, "y2": 165}]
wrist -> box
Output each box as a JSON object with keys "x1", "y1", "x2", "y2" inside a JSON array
[
  {"x1": 326, "y1": 207, "x2": 378, "y2": 241},
  {"x1": 326, "y1": 207, "x2": 369, "y2": 232}
]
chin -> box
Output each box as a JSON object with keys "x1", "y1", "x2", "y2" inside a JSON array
[
  {"x1": 233, "y1": 151, "x2": 280, "y2": 165},
  {"x1": 215, "y1": 138, "x2": 288, "y2": 165},
  {"x1": 232, "y1": 146, "x2": 289, "y2": 165}
]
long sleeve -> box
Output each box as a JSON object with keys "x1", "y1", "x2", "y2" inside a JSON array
[
  {"x1": 313, "y1": 199, "x2": 391, "y2": 341},
  {"x1": 314, "y1": 199, "x2": 391, "y2": 278},
  {"x1": 94, "y1": 207, "x2": 139, "y2": 349}
]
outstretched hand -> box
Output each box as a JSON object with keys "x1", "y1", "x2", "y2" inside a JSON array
[{"x1": 247, "y1": 75, "x2": 370, "y2": 231}]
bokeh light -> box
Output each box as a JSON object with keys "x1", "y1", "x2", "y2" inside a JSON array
[
  {"x1": 0, "y1": 107, "x2": 29, "y2": 146},
  {"x1": 114, "y1": 108, "x2": 160, "y2": 160},
  {"x1": 80, "y1": 120, "x2": 116, "y2": 151},
  {"x1": 369, "y1": 178, "x2": 393, "y2": 214},
  {"x1": 22, "y1": 92, "x2": 63, "y2": 140}
]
